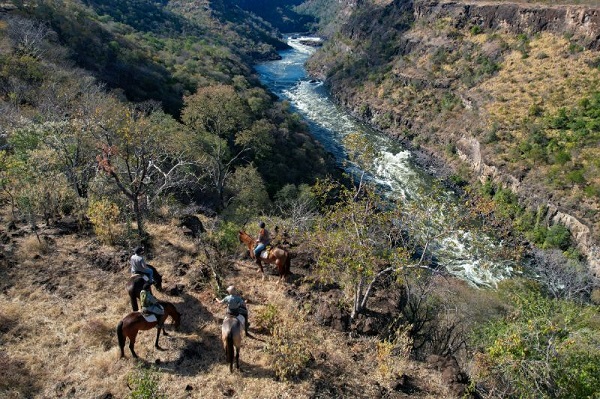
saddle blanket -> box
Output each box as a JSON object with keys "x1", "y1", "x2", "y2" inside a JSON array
[
  {"x1": 140, "y1": 313, "x2": 157, "y2": 323},
  {"x1": 227, "y1": 314, "x2": 245, "y2": 328}
]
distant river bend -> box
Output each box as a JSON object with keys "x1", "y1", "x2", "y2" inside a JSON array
[{"x1": 255, "y1": 36, "x2": 515, "y2": 286}]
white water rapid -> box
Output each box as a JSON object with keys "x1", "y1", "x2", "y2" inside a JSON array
[{"x1": 255, "y1": 37, "x2": 515, "y2": 286}]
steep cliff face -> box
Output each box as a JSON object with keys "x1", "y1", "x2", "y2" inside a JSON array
[
  {"x1": 308, "y1": 0, "x2": 600, "y2": 276},
  {"x1": 415, "y1": 1, "x2": 600, "y2": 49}
]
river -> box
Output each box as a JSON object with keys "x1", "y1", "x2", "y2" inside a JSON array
[{"x1": 255, "y1": 36, "x2": 515, "y2": 286}]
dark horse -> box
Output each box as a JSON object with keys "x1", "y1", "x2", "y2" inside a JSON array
[
  {"x1": 126, "y1": 264, "x2": 162, "y2": 311},
  {"x1": 238, "y1": 230, "x2": 290, "y2": 283},
  {"x1": 117, "y1": 301, "x2": 181, "y2": 358},
  {"x1": 222, "y1": 314, "x2": 242, "y2": 372}
]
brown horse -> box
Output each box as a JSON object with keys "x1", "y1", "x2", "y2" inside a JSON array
[
  {"x1": 116, "y1": 301, "x2": 180, "y2": 359},
  {"x1": 221, "y1": 314, "x2": 242, "y2": 372},
  {"x1": 126, "y1": 264, "x2": 162, "y2": 311},
  {"x1": 238, "y1": 230, "x2": 290, "y2": 282}
]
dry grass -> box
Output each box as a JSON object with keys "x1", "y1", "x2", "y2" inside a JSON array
[
  {"x1": 0, "y1": 216, "x2": 453, "y2": 398},
  {"x1": 480, "y1": 33, "x2": 600, "y2": 131}
]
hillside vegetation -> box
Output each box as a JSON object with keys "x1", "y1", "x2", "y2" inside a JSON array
[
  {"x1": 307, "y1": 0, "x2": 600, "y2": 272},
  {"x1": 1, "y1": 1, "x2": 600, "y2": 398}
]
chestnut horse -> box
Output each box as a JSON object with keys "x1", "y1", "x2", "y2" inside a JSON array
[
  {"x1": 222, "y1": 314, "x2": 242, "y2": 372},
  {"x1": 117, "y1": 301, "x2": 180, "y2": 358},
  {"x1": 126, "y1": 264, "x2": 162, "y2": 311},
  {"x1": 238, "y1": 230, "x2": 290, "y2": 282}
]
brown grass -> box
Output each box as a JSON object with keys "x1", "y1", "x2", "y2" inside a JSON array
[{"x1": 0, "y1": 216, "x2": 453, "y2": 398}]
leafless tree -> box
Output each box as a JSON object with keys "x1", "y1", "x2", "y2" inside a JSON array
[{"x1": 530, "y1": 248, "x2": 596, "y2": 302}]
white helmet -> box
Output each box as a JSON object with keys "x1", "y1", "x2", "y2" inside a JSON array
[{"x1": 226, "y1": 285, "x2": 236, "y2": 294}]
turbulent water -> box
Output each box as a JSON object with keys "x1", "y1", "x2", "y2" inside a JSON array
[{"x1": 255, "y1": 37, "x2": 514, "y2": 286}]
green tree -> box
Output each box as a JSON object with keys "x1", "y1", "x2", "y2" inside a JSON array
[
  {"x1": 182, "y1": 84, "x2": 253, "y2": 210},
  {"x1": 310, "y1": 178, "x2": 410, "y2": 320}
]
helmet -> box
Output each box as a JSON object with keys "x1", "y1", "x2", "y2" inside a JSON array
[
  {"x1": 259, "y1": 222, "x2": 265, "y2": 228},
  {"x1": 226, "y1": 285, "x2": 236, "y2": 294},
  {"x1": 134, "y1": 246, "x2": 144, "y2": 255}
]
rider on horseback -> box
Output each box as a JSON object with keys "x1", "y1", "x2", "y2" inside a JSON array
[
  {"x1": 254, "y1": 222, "x2": 271, "y2": 262},
  {"x1": 140, "y1": 283, "x2": 164, "y2": 327},
  {"x1": 216, "y1": 285, "x2": 250, "y2": 335},
  {"x1": 130, "y1": 246, "x2": 154, "y2": 284}
]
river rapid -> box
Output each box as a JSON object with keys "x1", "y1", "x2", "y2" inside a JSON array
[{"x1": 255, "y1": 36, "x2": 515, "y2": 286}]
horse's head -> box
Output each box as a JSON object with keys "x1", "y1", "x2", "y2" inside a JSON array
[
  {"x1": 147, "y1": 264, "x2": 163, "y2": 291},
  {"x1": 172, "y1": 309, "x2": 181, "y2": 330},
  {"x1": 238, "y1": 230, "x2": 252, "y2": 246}
]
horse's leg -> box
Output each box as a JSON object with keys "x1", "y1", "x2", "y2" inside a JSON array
[
  {"x1": 129, "y1": 331, "x2": 139, "y2": 358},
  {"x1": 117, "y1": 321, "x2": 126, "y2": 358},
  {"x1": 130, "y1": 293, "x2": 139, "y2": 312},
  {"x1": 235, "y1": 344, "x2": 240, "y2": 370},
  {"x1": 160, "y1": 314, "x2": 169, "y2": 336},
  {"x1": 155, "y1": 324, "x2": 163, "y2": 350}
]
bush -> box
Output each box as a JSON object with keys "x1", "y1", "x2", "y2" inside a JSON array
[
  {"x1": 254, "y1": 303, "x2": 279, "y2": 335},
  {"x1": 543, "y1": 223, "x2": 571, "y2": 250},
  {"x1": 127, "y1": 365, "x2": 166, "y2": 399},
  {"x1": 471, "y1": 280, "x2": 600, "y2": 398},
  {"x1": 87, "y1": 198, "x2": 121, "y2": 245},
  {"x1": 266, "y1": 319, "x2": 313, "y2": 381}
]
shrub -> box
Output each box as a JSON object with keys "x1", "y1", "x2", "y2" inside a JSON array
[
  {"x1": 543, "y1": 223, "x2": 571, "y2": 250},
  {"x1": 127, "y1": 365, "x2": 166, "y2": 399},
  {"x1": 20, "y1": 234, "x2": 50, "y2": 256},
  {"x1": 470, "y1": 25, "x2": 482, "y2": 35},
  {"x1": 471, "y1": 280, "x2": 600, "y2": 399},
  {"x1": 87, "y1": 198, "x2": 121, "y2": 245},
  {"x1": 267, "y1": 319, "x2": 313, "y2": 381},
  {"x1": 254, "y1": 303, "x2": 279, "y2": 335}
]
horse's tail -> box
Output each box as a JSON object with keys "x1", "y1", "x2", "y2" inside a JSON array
[
  {"x1": 117, "y1": 320, "x2": 126, "y2": 358},
  {"x1": 226, "y1": 331, "x2": 234, "y2": 371}
]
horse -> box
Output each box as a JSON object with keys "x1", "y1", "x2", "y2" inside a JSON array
[
  {"x1": 238, "y1": 230, "x2": 291, "y2": 283},
  {"x1": 126, "y1": 264, "x2": 163, "y2": 311},
  {"x1": 221, "y1": 314, "x2": 242, "y2": 372},
  {"x1": 116, "y1": 300, "x2": 180, "y2": 359}
]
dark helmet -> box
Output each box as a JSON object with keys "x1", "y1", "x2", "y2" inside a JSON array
[
  {"x1": 134, "y1": 246, "x2": 144, "y2": 255},
  {"x1": 259, "y1": 222, "x2": 265, "y2": 228}
]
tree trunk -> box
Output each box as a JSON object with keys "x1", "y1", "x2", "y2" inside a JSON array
[{"x1": 133, "y1": 196, "x2": 145, "y2": 239}]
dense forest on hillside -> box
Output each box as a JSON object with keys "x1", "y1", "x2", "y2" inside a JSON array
[{"x1": 1, "y1": 0, "x2": 600, "y2": 398}]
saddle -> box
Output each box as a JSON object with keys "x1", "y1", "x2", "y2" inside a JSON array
[
  {"x1": 140, "y1": 312, "x2": 158, "y2": 323},
  {"x1": 259, "y1": 246, "x2": 271, "y2": 259}
]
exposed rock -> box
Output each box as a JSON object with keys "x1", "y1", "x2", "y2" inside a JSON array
[
  {"x1": 427, "y1": 355, "x2": 472, "y2": 398},
  {"x1": 414, "y1": 1, "x2": 600, "y2": 49},
  {"x1": 314, "y1": 290, "x2": 350, "y2": 331},
  {"x1": 456, "y1": 135, "x2": 600, "y2": 277},
  {"x1": 179, "y1": 215, "x2": 205, "y2": 238}
]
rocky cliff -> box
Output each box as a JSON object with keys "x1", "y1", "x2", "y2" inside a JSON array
[
  {"x1": 308, "y1": 0, "x2": 600, "y2": 277},
  {"x1": 415, "y1": 1, "x2": 600, "y2": 49}
]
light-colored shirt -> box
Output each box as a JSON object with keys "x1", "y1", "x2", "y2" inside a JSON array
[{"x1": 130, "y1": 254, "x2": 147, "y2": 274}]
